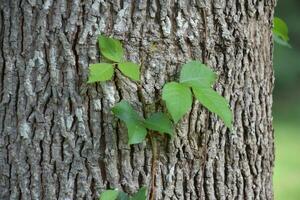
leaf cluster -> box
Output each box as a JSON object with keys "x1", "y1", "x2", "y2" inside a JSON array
[
  {"x1": 88, "y1": 35, "x2": 140, "y2": 83},
  {"x1": 112, "y1": 100, "x2": 173, "y2": 145},
  {"x1": 162, "y1": 61, "x2": 232, "y2": 128},
  {"x1": 88, "y1": 35, "x2": 234, "y2": 200}
]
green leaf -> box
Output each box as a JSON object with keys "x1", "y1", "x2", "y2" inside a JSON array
[
  {"x1": 192, "y1": 86, "x2": 232, "y2": 128},
  {"x1": 127, "y1": 123, "x2": 148, "y2": 145},
  {"x1": 118, "y1": 62, "x2": 140, "y2": 81},
  {"x1": 180, "y1": 61, "x2": 217, "y2": 88},
  {"x1": 130, "y1": 187, "x2": 147, "y2": 200},
  {"x1": 112, "y1": 100, "x2": 147, "y2": 145},
  {"x1": 162, "y1": 82, "x2": 192, "y2": 123},
  {"x1": 273, "y1": 17, "x2": 289, "y2": 42},
  {"x1": 118, "y1": 192, "x2": 130, "y2": 200},
  {"x1": 99, "y1": 35, "x2": 124, "y2": 62},
  {"x1": 88, "y1": 63, "x2": 114, "y2": 83},
  {"x1": 112, "y1": 100, "x2": 143, "y2": 123},
  {"x1": 273, "y1": 34, "x2": 292, "y2": 48},
  {"x1": 100, "y1": 190, "x2": 119, "y2": 200},
  {"x1": 144, "y1": 112, "x2": 173, "y2": 136}
]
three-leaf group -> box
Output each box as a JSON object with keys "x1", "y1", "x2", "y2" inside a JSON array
[
  {"x1": 88, "y1": 35, "x2": 140, "y2": 83},
  {"x1": 112, "y1": 100, "x2": 173, "y2": 145},
  {"x1": 162, "y1": 61, "x2": 232, "y2": 128},
  {"x1": 100, "y1": 187, "x2": 147, "y2": 200}
]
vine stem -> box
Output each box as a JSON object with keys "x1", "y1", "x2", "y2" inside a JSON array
[
  {"x1": 137, "y1": 54, "x2": 160, "y2": 200},
  {"x1": 149, "y1": 133, "x2": 158, "y2": 200}
]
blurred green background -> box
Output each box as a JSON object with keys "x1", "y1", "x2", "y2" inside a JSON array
[{"x1": 273, "y1": 0, "x2": 300, "y2": 199}]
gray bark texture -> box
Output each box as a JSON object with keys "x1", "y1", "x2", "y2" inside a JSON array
[{"x1": 0, "y1": 0, "x2": 275, "y2": 199}]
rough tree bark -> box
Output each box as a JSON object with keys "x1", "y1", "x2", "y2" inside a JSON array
[{"x1": 0, "y1": 0, "x2": 275, "y2": 199}]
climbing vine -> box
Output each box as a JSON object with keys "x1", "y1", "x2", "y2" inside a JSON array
[
  {"x1": 86, "y1": 15, "x2": 289, "y2": 200},
  {"x1": 87, "y1": 35, "x2": 232, "y2": 200}
]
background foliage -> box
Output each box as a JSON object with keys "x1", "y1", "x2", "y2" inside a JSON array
[{"x1": 273, "y1": 1, "x2": 300, "y2": 199}]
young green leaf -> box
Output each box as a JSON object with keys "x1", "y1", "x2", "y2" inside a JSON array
[
  {"x1": 126, "y1": 123, "x2": 148, "y2": 145},
  {"x1": 162, "y1": 82, "x2": 192, "y2": 123},
  {"x1": 99, "y1": 35, "x2": 124, "y2": 62},
  {"x1": 88, "y1": 63, "x2": 114, "y2": 83},
  {"x1": 100, "y1": 190, "x2": 119, "y2": 200},
  {"x1": 180, "y1": 61, "x2": 216, "y2": 88},
  {"x1": 118, "y1": 62, "x2": 140, "y2": 81},
  {"x1": 118, "y1": 192, "x2": 130, "y2": 200},
  {"x1": 273, "y1": 17, "x2": 289, "y2": 42},
  {"x1": 192, "y1": 86, "x2": 232, "y2": 128},
  {"x1": 273, "y1": 17, "x2": 291, "y2": 47},
  {"x1": 112, "y1": 100, "x2": 143, "y2": 123},
  {"x1": 273, "y1": 34, "x2": 292, "y2": 48},
  {"x1": 144, "y1": 112, "x2": 173, "y2": 136},
  {"x1": 130, "y1": 187, "x2": 147, "y2": 200},
  {"x1": 112, "y1": 100, "x2": 147, "y2": 145}
]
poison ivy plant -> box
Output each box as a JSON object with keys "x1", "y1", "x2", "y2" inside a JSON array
[
  {"x1": 88, "y1": 35, "x2": 141, "y2": 83},
  {"x1": 88, "y1": 35, "x2": 235, "y2": 200},
  {"x1": 99, "y1": 187, "x2": 147, "y2": 200},
  {"x1": 273, "y1": 17, "x2": 291, "y2": 48},
  {"x1": 112, "y1": 100, "x2": 174, "y2": 145},
  {"x1": 162, "y1": 61, "x2": 232, "y2": 128}
]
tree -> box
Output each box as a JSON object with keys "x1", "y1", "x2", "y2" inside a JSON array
[{"x1": 0, "y1": 1, "x2": 275, "y2": 199}]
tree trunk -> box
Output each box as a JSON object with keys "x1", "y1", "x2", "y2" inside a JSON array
[{"x1": 0, "y1": 0, "x2": 275, "y2": 199}]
